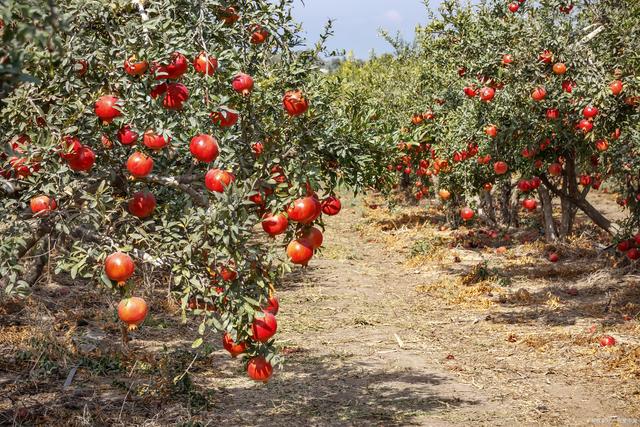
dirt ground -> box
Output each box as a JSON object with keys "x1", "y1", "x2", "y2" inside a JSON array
[{"x1": 1, "y1": 193, "x2": 639, "y2": 426}]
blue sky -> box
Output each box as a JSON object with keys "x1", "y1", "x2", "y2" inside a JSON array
[{"x1": 292, "y1": 0, "x2": 441, "y2": 58}]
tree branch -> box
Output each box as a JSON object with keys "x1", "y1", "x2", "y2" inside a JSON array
[{"x1": 140, "y1": 174, "x2": 208, "y2": 207}]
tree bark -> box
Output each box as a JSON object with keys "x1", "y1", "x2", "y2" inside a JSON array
[{"x1": 538, "y1": 186, "x2": 558, "y2": 242}]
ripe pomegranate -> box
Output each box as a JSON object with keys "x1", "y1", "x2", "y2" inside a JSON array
[
  {"x1": 300, "y1": 227, "x2": 323, "y2": 249},
  {"x1": 105, "y1": 252, "x2": 135, "y2": 282},
  {"x1": 501, "y1": 54, "x2": 513, "y2": 65},
  {"x1": 117, "y1": 125, "x2": 139, "y2": 145},
  {"x1": 117, "y1": 297, "x2": 148, "y2": 330},
  {"x1": 579, "y1": 175, "x2": 592, "y2": 187},
  {"x1": 247, "y1": 356, "x2": 273, "y2": 383},
  {"x1": 610, "y1": 80, "x2": 623, "y2": 96},
  {"x1": 205, "y1": 169, "x2": 235, "y2": 193},
  {"x1": 94, "y1": 95, "x2": 121, "y2": 123},
  {"x1": 67, "y1": 146, "x2": 95, "y2": 172},
  {"x1": 287, "y1": 238, "x2": 314, "y2": 265},
  {"x1": 193, "y1": 52, "x2": 218, "y2": 75},
  {"x1": 463, "y1": 86, "x2": 477, "y2": 98},
  {"x1": 548, "y1": 163, "x2": 563, "y2": 176},
  {"x1": 151, "y1": 82, "x2": 189, "y2": 110},
  {"x1": 210, "y1": 107, "x2": 239, "y2": 127},
  {"x1": 252, "y1": 311, "x2": 277, "y2": 342},
  {"x1": 438, "y1": 189, "x2": 451, "y2": 200},
  {"x1": 262, "y1": 213, "x2": 288, "y2": 236},
  {"x1": 155, "y1": 52, "x2": 188, "y2": 80},
  {"x1": 577, "y1": 119, "x2": 593, "y2": 133},
  {"x1": 485, "y1": 125, "x2": 498, "y2": 138},
  {"x1": 59, "y1": 136, "x2": 82, "y2": 160},
  {"x1": 124, "y1": 56, "x2": 148, "y2": 76},
  {"x1": 220, "y1": 6, "x2": 240, "y2": 25},
  {"x1": 548, "y1": 252, "x2": 559, "y2": 263},
  {"x1": 517, "y1": 180, "x2": 532, "y2": 193},
  {"x1": 250, "y1": 24, "x2": 269, "y2": 44},
  {"x1": 599, "y1": 335, "x2": 616, "y2": 347},
  {"x1": 479, "y1": 87, "x2": 495, "y2": 102},
  {"x1": 128, "y1": 191, "x2": 156, "y2": 219},
  {"x1": 531, "y1": 87, "x2": 547, "y2": 101},
  {"x1": 552, "y1": 63, "x2": 567, "y2": 75},
  {"x1": 507, "y1": 2, "x2": 519, "y2": 12},
  {"x1": 232, "y1": 73, "x2": 254, "y2": 95},
  {"x1": 222, "y1": 333, "x2": 247, "y2": 357},
  {"x1": 582, "y1": 105, "x2": 599, "y2": 119},
  {"x1": 252, "y1": 142, "x2": 264, "y2": 157},
  {"x1": 143, "y1": 131, "x2": 168, "y2": 150},
  {"x1": 264, "y1": 296, "x2": 279, "y2": 315},
  {"x1": 321, "y1": 196, "x2": 341, "y2": 216},
  {"x1": 283, "y1": 90, "x2": 309, "y2": 116},
  {"x1": 30, "y1": 195, "x2": 57, "y2": 215},
  {"x1": 460, "y1": 207, "x2": 475, "y2": 221},
  {"x1": 218, "y1": 264, "x2": 238, "y2": 281},
  {"x1": 522, "y1": 199, "x2": 537, "y2": 211},
  {"x1": 627, "y1": 248, "x2": 640, "y2": 261},
  {"x1": 546, "y1": 108, "x2": 559, "y2": 120},
  {"x1": 494, "y1": 161, "x2": 508, "y2": 175},
  {"x1": 538, "y1": 50, "x2": 553, "y2": 64},
  {"x1": 594, "y1": 139, "x2": 608, "y2": 152},
  {"x1": 189, "y1": 134, "x2": 219, "y2": 163},
  {"x1": 562, "y1": 79, "x2": 576, "y2": 93},
  {"x1": 126, "y1": 152, "x2": 153, "y2": 178},
  {"x1": 617, "y1": 240, "x2": 633, "y2": 252},
  {"x1": 287, "y1": 197, "x2": 317, "y2": 223}
]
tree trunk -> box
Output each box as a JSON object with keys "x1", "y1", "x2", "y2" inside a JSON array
[{"x1": 538, "y1": 185, "x2": 559, "y2": 242}]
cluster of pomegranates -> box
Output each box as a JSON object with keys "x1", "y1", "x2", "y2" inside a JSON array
[{"x1": 104, "y1": 251, "x2": 149, "y2": 330}]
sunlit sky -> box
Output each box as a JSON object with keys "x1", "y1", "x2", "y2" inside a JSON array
[{"x1": 292, "y1": 0, "x2": 442, "y2": 58}]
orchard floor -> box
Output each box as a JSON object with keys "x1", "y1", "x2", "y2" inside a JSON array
[{"x1": 1, "y1": 193, "x2": 639, "y2": 426}]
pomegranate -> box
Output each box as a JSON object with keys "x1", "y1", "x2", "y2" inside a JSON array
[
  {"x1": 262, "y1": 213, "x2": 288, "y2": 236},
  {"x1": 232, "y1": 73, "x2": 254, "y2": 95},
  {"x1": 321, "y1": 196, "x2": 341, "y2": 216},
  {"x1": 250, "y1": 24, "x2": 269, "y2": 44},
  {"x1": 151, "y1": 82, "x2": 189, "y2": 110},
  {"x1": 485, "y1": 125, "x2": 498, "y2": 138},
  {"x1": 582, "y1": 105, "x2": 599, "y2": 119},
  {"x1": 300, "y1": 226, "x2": 323, "y2": 249},
  {"x1": 548, "y1": 163, "x2": 563, "y2": 176},
  {"x1": 539, "y1": 49, "x2": 553, "y2": 64},
  {"x1": 460, "y1": 207, "x2": 475, "y2": 221},
  {"x1": 94, "y1": 95, "x2": 121, "y2": 123},
  {"x1": 610, "y1": 80, "x2": 623, "y2": 96},
  {"x1": 126, "y1": 152, "x2": 154, "y2": 178},
  {"x1": 247, "y1": 356, "x2": 273, "y2": 383},
  {"x1": 205, "y1": 169, "x2": 235, "y2": 193},
  {"x1": 105, "y1": 252, "x2": 135, "y2": 282},
  {"x1": 124, "y1": 56, "x2": 148, "y2": 76},
  {"x1": 220, "y1": 6, "x2": 240, "y2": 25},
  {"x1": 128, "y1": 191, "x2": 156, "y2": 219},
  {"x1": 494, "y1": 161, "x2": 508, "y2": 175},
  {"x1": 117, "y1": 297, "x2": 148, "y2": 330},
  {"x1": 252, "y1": 311, "x2": 277, "y2": 342},
  {"x1": 143, "y1": 131, "x2": 168, "y2": 150},
  {"x1": 59, "y1": 136, "x2": 82, "y2": 160},
  {"x1": 522, "y1": 198, "x2": 537, "y2": 211},
  {"x1": 67, "y1": 146, "x2": 95, "y2": 172},
  {"x1": 599, "y1": 335, "x2": 616, "y2": 347},
  {"x1": 155, "y1": 52, "x2": 188, "y2": 80},
  {"x1": 287, "y1": 197, "x2": 317, "y2": 223},
  {"x1": 283, "y1": 90, "x2": 309, "y2": 116},
  {"x1": 627, "y1": 248, "x2": 640, "y2": 261},
  {"x1": 193, "y1": 52, "x2": 218, "y2": 75},
  {"x1": 552, "y1": 62, "x2": 567, "y2": 75},
  {"x1": 189, "y1": 134, "x2": 219, "y2": 163},
  {"x1": 508, "y1": 2, "x2": 519, "y2": 12},
  {"x1": 531, "y1": 86, "x2": 547, "y2": 101},
  {"x1": 264, "y1": 296, "x2": 279, "y2": 315},
  {"x1": 577, "y1": 119, "x2": 593, "y2": 133},
  {"x1": 287, "y1": 238, "x2": 314, "y2": 265},
  {"x1": 30, "y1": 195, "x2": 57, "y2": 215},
  {"x1": 548, "y1": 252, "x2": 559, "y2": 263},
  {"x1": 479, "y1": 87, "x2": 495, "y2": 102},
  {"x1": 222, "y1": 333, "x2": 247, "y2": 357},
  {"x1": 75, "y1": 59, "x2": 88, "y2": 76},
  {"x1": 117, "y1": 125, "x2": 139, "y2": 145},
  {"x1": 546, "y1": 108, "x2": 559, "y2": 120},
  {"x1": 210, "y1": 107, "x2": 239, "y2": 128},
  {"x1": 562, "y1": 79, "x2": 576, "y2": 93},
  {"x1": 439, "y1": 189, "x2": 451, "y2": 200},
  {"x1": 501, "y1": 54, "x2": 513, "y2": 65}
]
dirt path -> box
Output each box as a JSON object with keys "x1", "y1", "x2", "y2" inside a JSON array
[{"x1": 1, "y1": 195, "x2": 638, "y2": 426}]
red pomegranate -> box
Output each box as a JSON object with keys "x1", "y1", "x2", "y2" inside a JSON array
[
  {"x1": 283, "y1": 90, "x2": 309, "y2": 116},
  {"x1": 117, "y1": 125, "x2": 139, "y2": 145},
  {"x1": 105, "y1": 252, "x2": 135, "y2": 282},
  {"x1": 287, "y1": 238, "x2": 314, "y2": 265},
  {"x1": 247, "y1": 356, "x2": 273, "y2": 383},
  {"x1": 262, "y1": 213, "x2": 288, "y2": 236},
  {"x1": 479, "y1": 87, "x2": 495, "y2": 102},
  {"x1": 287, "y1": 197, "x2": 317, "y2": 223},
  {"x1": 30, "y1": 195, "x2": 57, "y2": 215},
  {"x1": 599, "y1": 335, "x2": 616, "y2": 347},
  {"x1": 128, "y1": 191, "x2": 156, "y2": 219},
  {"x1": 193, "y1": 52, "x2": 218, "y2": 75},
  {"x1": 252, "y1": 311, "x2": 277, "y2": 342},
  {"x1": 205, "y1": 169, "x2": 235, "y2": 193},
  {"x1": 321, "y1": 196, "x2": 341, "y2": 215},
  {"x1": 124, "y1": 56, "x2": 148, "y2": 76},
  {"x1": 577, "y1": 119, "x2": 593, "y2": 133},
  {"x1": 189, "y1": 134, "x2": 219, "y2": 163},
  {"x1": 222, "y1": 333, "x2": 247, "y2": 357},
  {"x1": 548, "y1": 163, "x2": 563, "y2": 176},
  {"x1": 250, "y1": 24, "x2": 269, "y2": 44},
  {"x1": 548, "y1": 252, "x2": 559, "y2": 263},
  {"x1": 522, "y1": 198, "x2": 537, "y2": 211},
  {"x1": 117, "y1": 297, "x2": 148, "y2": 330},
  {"x1": 67, "y1": 146, "x2": 95, "y2": 172},
  {"x1": 155, "y1": 52, "x2": 188, "y2": 80},
  {"x1": 126, "y1": 152, "x2": 154, "y2": 178},
  {"x1": 150, "y1": 82, "x2": 189, "y2": 110},
  {"x1": 300, "y1": 226, "x2": 323, "y2": 249},
  {"x1": 210, "y1": 107, "x2": 239, "y2": 128},
  {"x1": 94, "y1": 95, "x2": 121, "y2": 123},
  {"x1": 531, "y1": 87, "x2": 547, "y2": 102},
  {"x1": 546, "y1": 108, "x2": 559, "y2": 120},
  {"x1": 143, "y1": 130, "x2": 168, "y2": 150},
  {"x1": 494, "y1": 161, "x2": 508, "y2": 175},
  {"x1": 232, "y1": 73, "x2": 254, "y2": 95},
  {"x1": 485, "y1": 125, "x2": 498, "y2": 138},
  {"x1": 582, "y1": 105, "x2": 599, "y2": 119},
  {"x1": 460, "y1": 207, "x2": 475, "y2": 221},
  {"x1": 59, "y1": 136, "x2": 82, "y2": 160},
  {"x1": 610, "y1": 80, "x2": 623, "y2": 96},
  {"x1": 263, "y1": 296, "x2": 279, "y2": 315}
]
